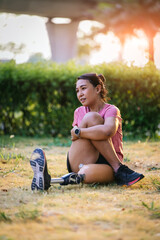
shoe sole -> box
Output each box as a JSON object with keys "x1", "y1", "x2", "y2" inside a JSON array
[
  {"x1": 30, "y1": 148, "x2": 46, "y2": 190},
  {"x1": 127, "y1": 174, "x2": 144, "y2": 186}
]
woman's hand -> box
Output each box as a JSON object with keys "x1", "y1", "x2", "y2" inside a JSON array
[{"x1": 71, "y1": 126, "x2": 80, "y2": 141}]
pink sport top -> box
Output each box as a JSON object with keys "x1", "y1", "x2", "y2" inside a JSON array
[{"x1": 72, "y1": 104, "x2": 123, "y2": 162}]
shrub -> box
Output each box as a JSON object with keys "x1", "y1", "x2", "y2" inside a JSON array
[{"x1": 0, "y1": 60, "x2": 159, "y2": 137}]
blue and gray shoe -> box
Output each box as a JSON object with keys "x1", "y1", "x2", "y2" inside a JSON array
[{"x1": 30, "y1": 148, "x2": 51, "y2": 191}]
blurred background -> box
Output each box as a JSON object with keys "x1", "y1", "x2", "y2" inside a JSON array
[
  {"x1": 0, "y1": 0, "x2": 160, "y2": 68},
  {"x1": 0, "y1": 0, "x2": 160, "y2": 139}
]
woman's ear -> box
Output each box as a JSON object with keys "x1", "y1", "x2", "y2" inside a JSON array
[{"x1": 96, "y1": 84, "x2": 101, "y2": 94}]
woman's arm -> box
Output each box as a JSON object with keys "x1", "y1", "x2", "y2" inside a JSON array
[{"x1": 71, "y1": 117, "x2": 119, "y2": 141}]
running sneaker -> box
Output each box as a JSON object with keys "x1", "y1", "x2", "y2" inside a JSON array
[
  {"x1": 30, "y1": 148, "x2": 51, "y2": 191},
  {"x1": 60, "y1": 172, "x2": 85, "y2": 185},
  {"x1": 115, "y1": 164, "x2": 144, "y2": 186}
]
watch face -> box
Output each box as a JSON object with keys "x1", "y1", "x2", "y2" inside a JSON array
[{"x1": 75, "y1": 129, "x2": 79, "y2": 135}]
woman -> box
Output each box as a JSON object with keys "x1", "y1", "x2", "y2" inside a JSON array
[{"x1": 30, "y1": 73, "x2": 144, "y2": 190}]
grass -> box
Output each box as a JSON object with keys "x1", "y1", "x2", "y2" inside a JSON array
[
  {"x1": 0, "y1": 212, "x2": 12, "y2": 223},
  {"x1": 151, "y1": 178, "x2": 160, "y2": 192},
  {"x1": 15, "y1": 209, "x2": 40, "y2": 221},
  {"x1": 142, "y1": 201, "x2": 160, "y2": 219},
  {"x1": 0, "y1": 136, "x2": 160, "y2": 240}
]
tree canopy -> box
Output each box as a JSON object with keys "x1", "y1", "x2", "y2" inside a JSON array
[{"x1": 88, "y1": 0, "x2": 160, "y2": 62}]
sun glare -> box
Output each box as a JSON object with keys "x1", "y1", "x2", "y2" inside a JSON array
[
  {"x1": 123, "y1": 32, "x2": 148, "y2": 67},
  {"x1": 0, "y1": 14, "x2": 159, "y2": 68},
  {"x1": 77, "y1": 20, "x2": 104, "y2": 37},
  {"x1": 89, "y1": 32, "x2": 121, "y2": 65},
  {"x1": 89, "y1": 29, "x2": 149, "y2": 67},
  {"x1": 0, "y1": 13, "x2": 51, "y2": 63}
]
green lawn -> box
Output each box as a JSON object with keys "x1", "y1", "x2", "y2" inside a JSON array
[{"x1": 0, "y1": 136, "x2": 160, "y2": 240}]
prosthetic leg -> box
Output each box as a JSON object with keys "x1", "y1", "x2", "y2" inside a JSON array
[
  {"x1": 30, "y1": 148, "x2": 85, "y2": 191},
  {"x1": 51, "y1": 172, "x2": 85, "y2": 185}
]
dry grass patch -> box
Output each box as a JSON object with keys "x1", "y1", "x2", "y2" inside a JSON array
[{"x1": 0, "y1": 137, "x2": 160, "y2": 240}]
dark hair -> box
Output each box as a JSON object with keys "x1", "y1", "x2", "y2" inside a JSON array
[{"x1": 77, "y1": 73, "x2": 108, "y2": 101}]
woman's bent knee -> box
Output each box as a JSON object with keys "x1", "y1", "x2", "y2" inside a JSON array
[
  {"x1": 78, "y1": 165, "x2": 90, "y2": 175},
  {"x1": 80, "y1": 112, "x2": 104, "y2": 128}
]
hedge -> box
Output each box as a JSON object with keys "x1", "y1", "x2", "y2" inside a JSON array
[{"x1": 0, "y1": 60, "x2": 160, "y2": 138}]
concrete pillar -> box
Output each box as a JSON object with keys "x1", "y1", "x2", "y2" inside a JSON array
[{"x1": 46, "y1": 19, "x2": 80, "y2": 63}]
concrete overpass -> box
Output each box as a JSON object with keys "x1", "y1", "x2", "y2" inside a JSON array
[{"x1": 0, "y1": 0, "x2": 109, "y2": 62}]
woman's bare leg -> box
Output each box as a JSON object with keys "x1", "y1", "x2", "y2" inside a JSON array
[
  {"x1": 78, "y1": 164, "x2": 114, "y2": 183},
  {"x1": 68, "y1": 112, "x2": 122, "y2": 183},
  {"x1": 91, "y1": 138, "x2": 121, "y2": 172},
  {"x1": 69, "y1": 112, "x2": 103, "y2": 173},
  {"x1": 69, "y1": 138, "x2": 99, "y2": 173},
  {"x1": 69, "y1": 112, "x2": 121, "y2": 170}
]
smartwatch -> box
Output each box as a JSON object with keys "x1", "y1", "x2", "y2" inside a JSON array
[{"x1": 74, "y1": 127, "x2": 81, "y2": 138}]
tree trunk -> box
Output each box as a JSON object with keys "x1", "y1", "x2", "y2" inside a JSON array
[
  {"x1": 145, "y1": 29, "x2": 155, "y2": 63},
  {"x1": 148, "y1": 35, "x2": 154, "y2": 62},
  {"x1": 118, "y1": 38, "x2": 125, "y2": 62}
]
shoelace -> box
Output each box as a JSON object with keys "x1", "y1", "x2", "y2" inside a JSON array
[
  {"x1": 116, "y1": 165, "x2": 134, "y2": 178},
  {"x1": 120, "y1": 165, "x2": 134, "y2": 174}
]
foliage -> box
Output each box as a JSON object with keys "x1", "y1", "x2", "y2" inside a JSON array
[
  {"x1": 27, "y1": 52, "x2": 46, "y2": 63},
  {"x1": 0, "y1": 42, "x2": 26, "y2": 58},
  {"x1": 0, "y1": 212, "x2": 12, "y2": 223},
  {"x1": 0, "y1": 60, "x2": 160, "y2": 137},
  {"x1": 90, "y1": 0, "x2": 160, "y2": 62},
  {"x1": 142, "y1": 201, "x2": 160, "y2": 219},
  {"x1": 151, "y1": 178, "x2": 160, "y2": 192},
  {"x1": 77, "y1": 25, "x2": 102, "y2": 58}
]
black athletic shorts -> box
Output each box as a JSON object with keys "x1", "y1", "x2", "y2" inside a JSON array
[{"x1": 67, "y1": 153, "x2": 111, "y2": 173}]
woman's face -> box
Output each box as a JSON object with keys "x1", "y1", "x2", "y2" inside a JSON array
[{"x1": 76, "y1": 79, "x2": 99, "y2": 106}]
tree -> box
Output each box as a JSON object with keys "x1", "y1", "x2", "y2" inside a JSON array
[
  {"x1": 90, "y1": 0, "x2": 160, "y2": 63},
  {"x1": 0, "y1": 42, "x2": 25, "y2": 59},
  {"x1": 27, "y1": 52, "x2": 46, "y2": 63},
  {"x1": 77, "y1": 25, "x2": 101, "y2": 62}
]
